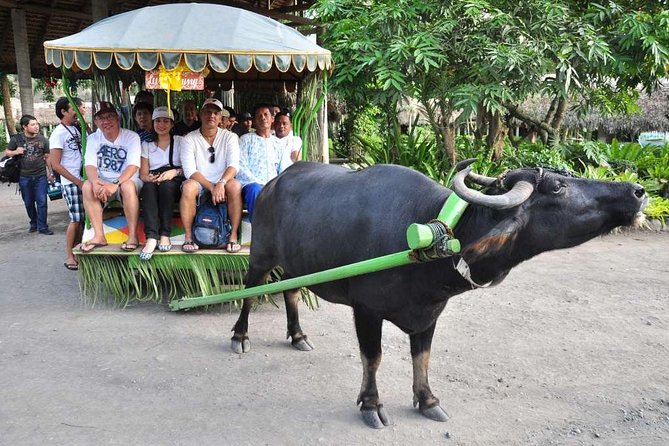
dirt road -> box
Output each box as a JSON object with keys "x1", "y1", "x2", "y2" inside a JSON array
[{"x1": 1, "y1": 184, "x2": 668, "y2": 446}]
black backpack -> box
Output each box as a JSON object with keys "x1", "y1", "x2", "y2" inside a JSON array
[
  {"x1": 0, "y1": 155, "x2": 21, "y2": 183},
  {"x1": 0, "y1": 134, "x2": 25, "y2": 184}
]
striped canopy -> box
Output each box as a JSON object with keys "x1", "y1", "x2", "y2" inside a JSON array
[{"x1": 43, "y1": 3, "x2": 332, "y2": 79}]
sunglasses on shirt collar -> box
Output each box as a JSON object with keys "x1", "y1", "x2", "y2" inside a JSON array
[{"x1": 208, "y1": 146, "x2": 215, "y2": 163}]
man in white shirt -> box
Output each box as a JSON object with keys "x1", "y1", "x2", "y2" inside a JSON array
[
  {"x1": 274, "y1": 112, "x2": 302, "y2": 162},
  {"x1": 49, "y1": 96, "x2": 87, "y2": 268},
  {"x1": 237, "y1": 104, "x2": 292, "y2": 223},
  {"x1": 80, "y1": 101, "x2": 142, "y2": 252},
  {"x1": 180, "y1": 98, "x2": 242, "y2": 252}
]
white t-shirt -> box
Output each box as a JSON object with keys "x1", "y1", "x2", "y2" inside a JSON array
[
  {"x1": 181, "y1": 128, "x2": 240, "y2": 183},
  {"x1": 276, "y1": 131, "x2": 302, "y2": 160},
  {"x1": 141, "y1": 135, "x2": 185, "y2": 171},
  {"x1": 84, "y1": 128, "x2": 141, "y2": 181},
  {"x1": 49, "y1": 123, "x2": 83, "y2": 186}
]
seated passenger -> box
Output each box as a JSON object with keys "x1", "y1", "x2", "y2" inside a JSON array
[
  {"x1": 237, "y1": 104, "x2": 292, "y2": 223},
  {"x1": 134, "y1": 90, "x2": 154, "y2": 106},
  {"x1": 274, "y1": 112, "x2": 302, "y2": 162},
  {"x1": 173, "y1": 100, "x2": 200, "y2": 136},
  {"x1": 133, "y1": 102, "x2": 154, "y2": 142},
  {"x1": 138, "y1": 107, "x2": 185, "y2": 261},
  {"x1": 81, "y1": 102, "x2": 142, "y2": 252},
  {"x1": 179, "y1": 98, "x2": 242, "y2": 253},
  {"x1": 223, "y1": 106, "x2": 237, "y2": 131},
  {"x1": 233, "y1": 111, "x2": 253, "y2": 137}
]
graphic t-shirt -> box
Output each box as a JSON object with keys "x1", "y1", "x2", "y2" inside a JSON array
[
  {"x1": 48, "y1": 124, "x2": 83, "y2": 186},
  {"x1": 8, "y1": 133, "x2": 50, "y2": 177},
  {"x1": 84, "y1": 128, "x2": 141, "y2": 181}
]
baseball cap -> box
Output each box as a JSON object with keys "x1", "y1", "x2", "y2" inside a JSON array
[
  {"x1": 240, "y1": 112, "x2": 252, "y2": 121},
  {"x1": 152, "y1": 106, "x2": 174, "y2": 120},
  {"x1": 94, "y1": 101, "x2": 118, "y2": 117},
  {"x1": 202, "y1": 98, "x2": 224, "y2": 112}
]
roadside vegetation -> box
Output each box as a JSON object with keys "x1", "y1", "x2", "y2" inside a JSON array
[{"x1": 315, "y1": 0, "x2": 669, "y2": 222}]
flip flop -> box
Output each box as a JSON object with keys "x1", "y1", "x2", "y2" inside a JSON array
[
  {"x1": 63, "y1": 262, "x2": 79, "y2": 271},
  {"x1": 226, "y1": 240, "x2": 242, "y2": 253},
  {"x1": 121, "y1": 242, "x2": 139, "y2": 252},
  {"x1": 181, "y1": 240, "x2": 199, "y2": 253},
  {"x1": 80, "y1": 241, "x2": 108, "y2": 253}
]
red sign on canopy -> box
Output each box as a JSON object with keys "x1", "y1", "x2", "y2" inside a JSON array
[{"x1": 145, "y1": 70, "x2": 205, "y2": 90}]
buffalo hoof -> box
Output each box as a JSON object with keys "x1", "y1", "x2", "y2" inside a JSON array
[
  {"x1": 420, "y1": 405, "x2": 449, "y2": 422},
  {"x1": 231, "y1": 337, "x2": 250, "y2": 354},
  {"x1": 291, "y1": 336, "x2": 314, "y2": 351},
  {"x1": 361, "y1": 404, "x2": 390, "y2": 429}
]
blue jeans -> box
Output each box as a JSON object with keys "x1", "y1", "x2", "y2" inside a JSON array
[{"x1": 19, "y1": 175, "x2": 49, "y2": 231}]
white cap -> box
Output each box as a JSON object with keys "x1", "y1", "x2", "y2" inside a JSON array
[
  {"x1": 201, "y1": 98, "x2": 230, "y2": 117},
  {"x1": 152, "y1": 106, "x2": 174, "y2": 120}
]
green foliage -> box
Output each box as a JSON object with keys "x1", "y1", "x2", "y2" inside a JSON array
[
  {"x1": 348, "y1": 123, "x2": 452, "y2": 184},
  {"x1": 644, "y1": 196, "x2": 669, "y2": 225}
]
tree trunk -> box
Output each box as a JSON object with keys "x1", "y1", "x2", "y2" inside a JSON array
[
  {"x1": 474, "y1": 102, "x2": 488, "y2": 141},
  {"x1": 486, "y1": 111, "x2": 508, "y2": 161},
  {"x1": 2, "y1": 73, "x2": 16, "y2": 135},
  {"x1": 442, "y1": 119, "x2": 456, "y2": 165}
]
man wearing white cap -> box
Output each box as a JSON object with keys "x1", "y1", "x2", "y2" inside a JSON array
[
  {"x1": 180, "y1": 98, "x2": 242, "y2": 252},
  {"x1": 80, "y1": 101, "x2": 142, "y2": 252}
]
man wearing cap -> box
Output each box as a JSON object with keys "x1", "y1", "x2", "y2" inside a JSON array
[
  {"x1": 233, "y1": 111, "x2": 253, "y2": 137},
  {"x1": 237, "y1": 104, "x2": 292, "y2": 223},
  {"x1": 180, "y1": 98, "x2": 242, "y2": 253},
  {"x1": 80, "y1": 102, "x2": 142, "y2": 252}
]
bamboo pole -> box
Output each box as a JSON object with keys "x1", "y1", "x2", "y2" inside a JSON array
[{"x1": 169, "y1": 194, "x2": 469, "y2": 311}]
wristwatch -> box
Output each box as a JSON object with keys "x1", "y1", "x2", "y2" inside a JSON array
[{"x1": 112, "y1": 179, "x2": 120, "y2": 185}]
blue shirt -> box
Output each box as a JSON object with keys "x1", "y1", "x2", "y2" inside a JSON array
[{"x1": 237, "y1": 133, "x2": 292, "y2": 187}]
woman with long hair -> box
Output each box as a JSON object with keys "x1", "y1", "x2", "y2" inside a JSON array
[{"x1": 138, "y1": 107, "x2": 185, "y2": 260}]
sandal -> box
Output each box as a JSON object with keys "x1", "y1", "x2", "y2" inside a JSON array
[
  {"x1": 121, "y1": 242, "x2": 139, "y2": 252},
  {"x1": 80, "y1": 241, "x2": 108, "y2": 253},
  {"x1": 63, "y1": 261, "x2": 79, "y2": 271},
  {"x1": 181, "y1": 240, "x2": 199, "y2": 253},
  {"x1": 226, "y1": 240, "x2": 241, "y2": 253}
]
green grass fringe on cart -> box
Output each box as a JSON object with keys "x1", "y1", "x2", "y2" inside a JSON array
[{"x1": 78, "y1": 253, "x2": 317, "y2": 311}]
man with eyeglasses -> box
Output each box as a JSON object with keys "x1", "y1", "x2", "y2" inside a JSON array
[
  {"x1": 49, "y1": 96, "x2": 87, "y2": 269},
  {"x1": 80, "y1": 101, "x2": 142, "y2": 253},
  {"x1": 180, "y1": 98, "x2": 242, "y2": 253}
]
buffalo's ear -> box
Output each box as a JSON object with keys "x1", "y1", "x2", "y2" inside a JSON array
[{"x1": 461, "y1": 216, "x2": 525, "y2": 262}]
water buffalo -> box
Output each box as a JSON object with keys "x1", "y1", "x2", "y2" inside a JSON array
[{"x1": 231, "y1": 160, "x2": 647, "y2": 428}]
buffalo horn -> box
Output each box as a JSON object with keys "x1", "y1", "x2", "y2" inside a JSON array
[
  {"x1": 454, "y1": 158, "x2": 498, "y2": 187},
  {"x1": 452, "y1": 167, "x2": 534, "y2": 209}
]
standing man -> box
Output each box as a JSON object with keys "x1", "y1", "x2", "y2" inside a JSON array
[
  {"x1": 237, "y1": 104, "x2": 292, "y2": 223},
  {"x1": 173, "y1": 100, "x2": 201, "y2": 136},
  {"x1": 80, "y1": 102, "x2": 142, "y2": 252},
  {"x1": 49, "y1": 97, "x2": 87, "y2": 270},
  {"x1": 6, "y1": 115, "x2": 53, "y2": 234},
  {"x1": 180, "y1": 98, "x2": 242, "y2": 253}
]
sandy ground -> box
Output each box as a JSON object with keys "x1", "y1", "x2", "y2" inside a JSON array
[{"x1": 0, "y1": 184, "x2": 668, "y2": 446}]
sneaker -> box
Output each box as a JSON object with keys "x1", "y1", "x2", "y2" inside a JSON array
[
  {"x1": 39, "y1": 229, "x2": 54, "y2": 235},
  {"x1": 29, "y1": 227, "x2": 37, "y2": 233}
]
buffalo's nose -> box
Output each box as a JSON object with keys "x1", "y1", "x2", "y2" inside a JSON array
[{"x1": 633, "y1": 183, "x2": 645, "y2": 199}]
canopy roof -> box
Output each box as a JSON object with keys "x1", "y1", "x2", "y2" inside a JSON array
[{"x1": 43, "y1": 3, "x2": 332, "y2": 81}]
